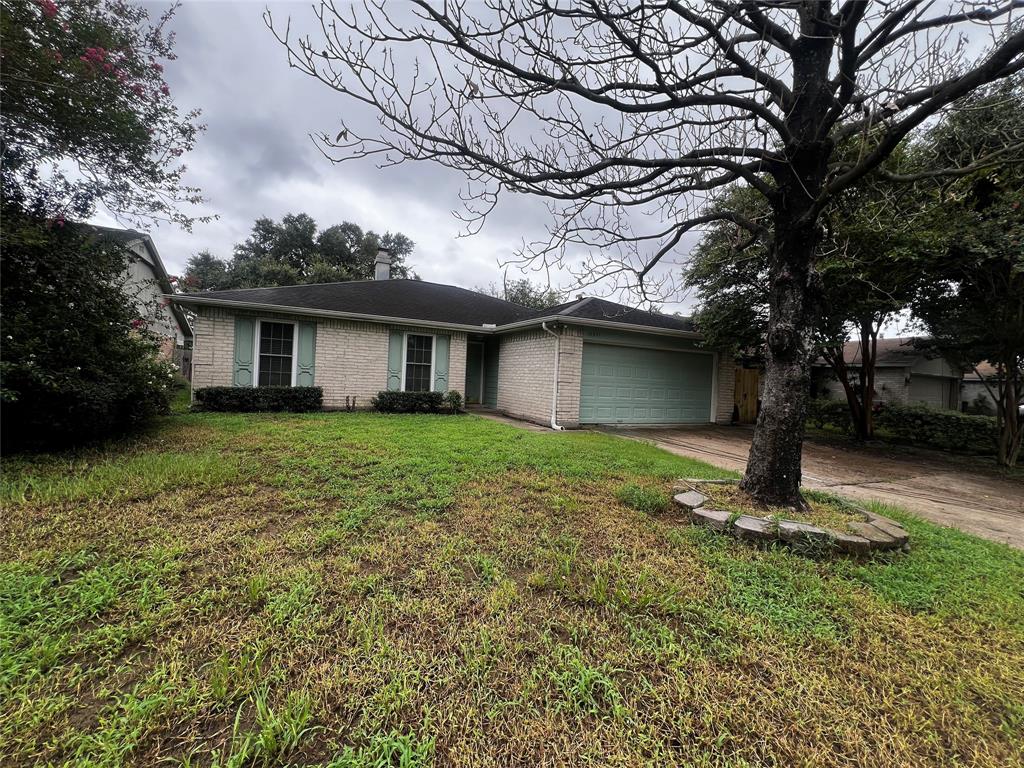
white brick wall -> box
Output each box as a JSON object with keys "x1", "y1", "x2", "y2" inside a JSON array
[
  {"x1": 313, "y1": 318, "x2": 389, "y2": 408},
  {"x1": 494, "y1": 326, "x2": 583, "y2": 428},
  {"x1": 190, "y1": 306, "x2": 466, "y2": 408},
  {"x1": 191, "y1": 307, "x2": 235, "y2": 394},
  {"x1": 496, "y1": 329, "x2": 557, "y2": 425},
  {"x1": 556, "y1": 327, "x2": 583, "y2": 427}
]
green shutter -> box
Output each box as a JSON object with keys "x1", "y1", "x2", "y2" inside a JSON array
[
  {"x1": 233, "y1": 317, "x2": 256, "y2": 387},
  {"x1": 433, "y1": 334, "x2": 450, "y2": 392},
  {"x1": 387, "y1": 330, "x2": 404, "y2": 391},
  {"x1": 296, "y1": 322, "x2": 316, "y2": 386}
]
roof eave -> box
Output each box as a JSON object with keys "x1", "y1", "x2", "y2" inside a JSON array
[
  {"x1": 166, "y1": 294, "x2": 501, "y2": 333},
  {"x1": 166, "y1": 294, "x2": 704, "y2": 339},
  {"x1": 496, "y1": 314, "x2": 701, "y2": 339}
]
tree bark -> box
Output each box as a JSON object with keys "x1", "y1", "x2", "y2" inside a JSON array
[{"x1": 740, "y1": 218, "x2": 818, "y2": 507}]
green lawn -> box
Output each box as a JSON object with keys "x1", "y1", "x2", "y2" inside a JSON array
[{"x1": 1, "y1": 413, "x2": 1023, "y2": 767}]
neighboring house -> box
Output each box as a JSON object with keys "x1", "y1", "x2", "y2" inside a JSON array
[
  {"x1": 169, "y1": 250, "x2": 734, "y2": 428},
  {"x1": 961, "y1": 361, "x2": 1001, "y2": 414},
  {"x1": 810, "y1": 337, "x2": 961, "y2": 411},
  {"x1": 94, "y1": 226, "x2": 193, "y2": 362}
]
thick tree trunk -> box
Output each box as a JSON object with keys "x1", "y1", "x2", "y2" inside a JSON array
[
  {"x1": 740, "y1": 222, "x2": 818, "y2": 508},
  {"x1": 741, "y1": 18, "x2": 833, "y2": 507}
]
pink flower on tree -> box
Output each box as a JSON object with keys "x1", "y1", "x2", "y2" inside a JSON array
[
  {"x1": 160, "y1": 83, "x2": 170, "y2": 96},
  {"x1": 35, "y1": 0, "x2": 58, "y2": 19}
]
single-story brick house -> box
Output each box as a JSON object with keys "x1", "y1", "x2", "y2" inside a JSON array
[
  {"x1": 169, "y1": 250, "x2": 733, "y2": 428},
  {"x1": 810, "y1": 337, "x2": 961, "y2": 411}
]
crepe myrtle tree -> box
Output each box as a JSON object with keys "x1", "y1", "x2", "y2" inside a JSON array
[
  {"x1": 0, "y1": 0, "x2": 205, "y2": 227},
  {"x1": 268, "y1": 2, "x2": 1024, "y2": 506}
]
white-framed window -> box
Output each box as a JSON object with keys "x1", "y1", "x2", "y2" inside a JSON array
[
  {"x1": 401, "y1": 333, "x2": 434, "y2": 392},
  {"x1": 255, "y1": 320, "x2": 297, "y2": 387}
]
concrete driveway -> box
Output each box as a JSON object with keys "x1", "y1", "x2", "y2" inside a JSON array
[{"x1": 617, "y1": 425, "x2": 1024, "y2": 549}]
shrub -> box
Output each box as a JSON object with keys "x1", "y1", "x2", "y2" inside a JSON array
[
  {"x1": 194, "y1": 386, "x2": 323, "y2": 413},
  {"x1": 875, "y1": 403, "x2": 997, "y2": 454},
  {"x1": 1, "y1": 205, "x2": 176, "y2": 451},
  {"x1": 806, "y1": 398, "x2": 853, "y2": 432},
  {"x1": 615, "y1": 482, "x2": 670, "y2": 515},
  {"x1": 371, "y1": 390, "x2": 446, "y2": 414},
  {"x1": 445, "y1": 390, "x2": 464, "y2": 414}
]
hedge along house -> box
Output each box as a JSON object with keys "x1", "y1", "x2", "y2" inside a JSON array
[{"x1": 169, "y1": 249, "x2": 734, "y2": 428}]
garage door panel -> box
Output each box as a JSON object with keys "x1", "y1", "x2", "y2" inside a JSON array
[{"x1": 580, "y1": 343, "x2": 713, "y2": 425}]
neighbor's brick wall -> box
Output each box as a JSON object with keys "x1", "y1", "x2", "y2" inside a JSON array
[
  {"x1": 714, "y1": 354, "x2": 735, "y2": 424},
  {"x1": 874, "y1": 367, "x2": 909, "y2": 405},
  {"x1": 497, "y1": 329, "x2": 556, "y2": 425},
  {"x1": 817, "y1": 365, "x2": 909, "y2": 405},
  {"x1": 189, "y1": 306, "x2": 467, "y2": 408}
]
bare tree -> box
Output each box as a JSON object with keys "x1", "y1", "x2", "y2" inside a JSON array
[{"x1": 267, "y1": 1, "x2": 1024, "y2": 506}]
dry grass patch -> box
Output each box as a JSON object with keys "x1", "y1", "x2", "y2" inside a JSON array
[{"x1": 1, "y1": 412, "x2": 1022, "y2": 767}]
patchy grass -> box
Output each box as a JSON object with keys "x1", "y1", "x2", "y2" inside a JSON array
[{"x1": 1, "y1": 412, "x2": 1022, "y2": 767}]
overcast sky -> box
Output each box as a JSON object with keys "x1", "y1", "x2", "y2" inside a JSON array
[{"x1": 95, "y1": 2, "x2": 696, "y2": 311}]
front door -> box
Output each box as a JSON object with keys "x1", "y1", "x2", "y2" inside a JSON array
[{"x1": 466, "y1": 342, "x2": 484, "y2": 404}]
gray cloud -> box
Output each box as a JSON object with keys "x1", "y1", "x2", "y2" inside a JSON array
[{"x1": 101, "y1": 2, "x2": 693, "y2": 312}]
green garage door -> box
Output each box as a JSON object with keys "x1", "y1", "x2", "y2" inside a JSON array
[{"x1": 580, "y1": 343, "x2": 713, "y2": 424}]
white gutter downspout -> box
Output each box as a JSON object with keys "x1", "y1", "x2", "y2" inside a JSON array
[{"x1": 541, "y1": 321, "x2": 565, "y2": 430}]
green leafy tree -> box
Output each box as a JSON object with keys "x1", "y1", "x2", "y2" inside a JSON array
[
  {"x1": 0, "y1": 0, "x2": 205, "y2": 226},
  {"x1": 180, "y1": 250, "x2": 229, "y2": 292},
  {"x1": 0, "y1": 0, "x2": 202, "y2": 449},
  {"x1": 686, "y1": 173, "x2": 928, "y2": 440},
  {"x1": 182, "y1": 214, "x2": 416, "y2": 290},
  {"x1": 1, "y1": 205, "x2": 177, "y2": 449},
  {"x1": 475, "y1": 278, "x2": 561, "y2": 310},
  {"x1": 913, "y1": 81, "x2": 1024, "y2": 466}
]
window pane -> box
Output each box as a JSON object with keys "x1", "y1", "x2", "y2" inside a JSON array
[
  {"x1": 404, "y1": 335, "x2": 433, "y2": 392},
  {"x1": 257, "y1": 322, "x2": 294, "y2": 387},
  {"x1": 405, "y1": 363, "x2": 431, "y2": 392}
]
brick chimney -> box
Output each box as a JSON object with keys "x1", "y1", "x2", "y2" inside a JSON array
[{"x1": 374, "y1": 247, "x2": 391, "y2": 280}]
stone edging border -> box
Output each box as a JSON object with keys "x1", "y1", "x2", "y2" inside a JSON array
[{"x1": 673, "y1": 479, "x2": 910, "y2": 555}]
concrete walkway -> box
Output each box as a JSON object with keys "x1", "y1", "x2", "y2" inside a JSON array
[{"x1": 616, "y1": 425, "x2": 1024, "y2": 549}]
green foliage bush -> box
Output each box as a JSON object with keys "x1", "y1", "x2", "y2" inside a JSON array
[
  {"x1": 615, "y1": 482, "x2": 670, "y2": 515},
  {"x1": 875, "y1": 403, "x2": 997, "y2": 454},
  {"x1": 194, "y1": 387, "x2": 323, "y2": 413},
  {"x1": 806, "y1": 398, "x2": 853, "y2": 432},
  {"x1": 444, "y1": 390, "x2": 464, "y2": 414},
  {"x1": 806, "y1": 397, "x2": 997, "y2": 454},
  {"x1": 1, "y1": 206, "x2": 176, "y2": 451},
  {"x1": 371, "y1": 390, "x2": 446, "y2": 414}
]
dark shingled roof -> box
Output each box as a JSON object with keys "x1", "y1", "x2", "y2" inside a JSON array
[
  {"x1": 174, "y1": 281, "x2": 698, "y2": 334},
  {"x1": 189, "y1": 280, "x2": 538, "y2": 327},
  {"x1": 545, "y1": 297, "x2": 696, "y2": 333},
  {"x1": 814, "y1": 337, "x2": 933, "y2": 367}
]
